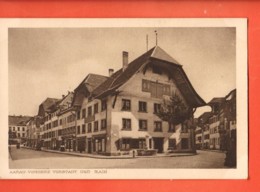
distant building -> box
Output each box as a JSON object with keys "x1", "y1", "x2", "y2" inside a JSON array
[
  {"x1": 195, "y1": 89, "x2": 236, "y2": 151},
  {"x1": 26, "y1": 116, "x2": 42, "y2": 148},
  {"x1": 195, "y1": 112, "x2": 212, "y2": 149},
  {"x1": 8, "y1": 115, "x2": 32, "y2": 144}
]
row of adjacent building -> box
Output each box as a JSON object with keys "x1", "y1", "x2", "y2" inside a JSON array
[
  {"x1": 195, "y1": 89, "x2": 236, "y2": 151},
  {"x1": 10, "y1": 46, "x2": 208, "y2": 155}
]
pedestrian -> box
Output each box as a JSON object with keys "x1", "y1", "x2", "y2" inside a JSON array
[{"x1": 132, "y1": 150, "x2": 136, "y2": 158}]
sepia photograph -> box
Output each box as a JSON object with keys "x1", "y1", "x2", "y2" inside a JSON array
[{"x1": 0, "y1": 19, "x2": 247, "y2": 179}]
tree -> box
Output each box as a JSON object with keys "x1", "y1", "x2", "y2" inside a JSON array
[
  {"x1": 156, "y1": 93, "x2": 196, "y2": 152},
  {"x1": 156, "y1": 93, "x2": 193, "y2": 125}
]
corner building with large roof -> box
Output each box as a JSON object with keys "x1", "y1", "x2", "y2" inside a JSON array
[{"x1": 72, "y1": 46, "x2": 206, "y2": 155}]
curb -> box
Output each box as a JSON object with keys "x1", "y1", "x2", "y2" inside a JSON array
[
  {"x1": 198, "y1": 149, "x2": 226, "y2": 153},
  {"x1": 41, "y1": 149, "x2": 197, "y2": 159},
  {"x1": 21, "y1": 146, "x2": 197, "y2": 159}
]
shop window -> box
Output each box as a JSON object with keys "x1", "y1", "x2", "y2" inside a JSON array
[
  {"x1": 121, "y1": 139, "x2": 131, "y2": 150},
  {"x1": 168, "y1": 139, "x2": 176, "y2": 150}
]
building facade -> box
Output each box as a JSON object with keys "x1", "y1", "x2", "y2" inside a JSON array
[
  {"x1": 70, "y1": 46, "x2": 205, "y2": 155},
  {"x1": 195, "y1": 89, "x2": 236, "y2": 151},
  {"x1": 26, "y1": 46, "x2": 206, "y2": 156},
  {"x1": 8, "y1": 115, "x2": 32, "y2": 144}
]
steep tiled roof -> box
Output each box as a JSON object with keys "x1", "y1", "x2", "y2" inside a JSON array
[
  {"x1": 208, "y1": 97, "x2": 226, "y2": 105},
  {"x1": 9, "y1": 115, "x2": 32, "y2": 126},
  {"x1": 75, "y1": 73, "x2": 108, "y2": 92},
  {"x1": 151, "y1": 46, "x2": 180, "y2": 65},
  {"x1": 198, "y1": 112, "x2": 212, "y2": 124},
  {"x1": 225, "y1": 89, "x2": 236, "y2": 100},
  {"x1": 92, "y1": 47, "x2": 156, "y2": 97},
  {"x1": 73, "y1": 74, "x2": 108, "y2": 106},
  {"x1": 41, "y1": 98, "x2": 60, "y2": 112},
  {"x1": 92, "y1": 46, "x2": 205, "y2": 107}
]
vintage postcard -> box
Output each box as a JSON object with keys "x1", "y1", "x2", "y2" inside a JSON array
[{"x1": 0, "y1": 18, "x2": 248, "y2": 179}]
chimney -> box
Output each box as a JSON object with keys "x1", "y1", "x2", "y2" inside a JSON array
[
  {"x1": 109, "y1": 68, "x2": 114, "y2": 77},
  {"x1": 122, "y1": 51, "x2": 128, "y2": 71}
]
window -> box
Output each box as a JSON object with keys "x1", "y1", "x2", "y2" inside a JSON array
[
  {"x1": 154, "y1": 103, "x2": 161, "y2": 114},
  {"x1": 17, "y1": 133, "x2": 20, "y2": 138},
  {"x1": 101, "y1": 119, "x2": 107, "y2": 130},
  {"x1": 139, "y1": 101, "x2": 147, "y2": 112},
  {"x1": 181, "y1": 138, "x2": 189, "y2": 149},
  {"x1": 163, "y1": 84, "x2": 171, "y2": 96},
  {"x1": 154, "y1": 121, "x2": 162, "y2": 132},
  {"x1": 13, "y1": 127, "x2": 15, "y2": 131},
  {"x1": 77, "y1": 111, "x2": 80, "y2": 120},
  {"x1": 168, "y1": 139, "x2": 176, "y2": 150},
  {"x1": 121, "y1": 139, "x2": 131, "y2": 150},
  {"x1": 139, "y1": 120, "x2": 147, "y2": 131},
  {"x1": 101, "y1": 100, "x2": 107, "y2": 111},
  {"x1": 142, "y1": 79, "x2": 150, "y2": 92},
  {"x1": 94, "y1": 103, "x2": 99, "y2": 114},
  {"x1": 122, "y1": 99, "x2": 131, "y2": 111},
  {"x1": 59, "y1": 119, "x2": 62, "y2": 125},
  {"x1": 88, "y1": 106, "x2": 92, "y2": 116},
  {"x1": 53, "y1": 120, "x2": 58, "y2": 128},
  {"x1": 77, "y1": 126, "x2": 81, "y2": 134},
  {"x1": 82, "y1": 124, "x2": 86, "y2": 134},
  {"x1": 17, "y1": 127, "x2": 20, "y2": 131},
  {"x1": 22, "y1": 133, "x2": 25, "y2": 137},
  {"x1": 151, "y1": 82, "x2": 164, "y2": 98},
  {"x1": 168, "y1": 123, "x2": 175, "y2": 132},
  {"x1": 122, "y1": 119, "x2": 131, "y2": 130},
  {"x1": 87, "y1": 123, "x2": 92, "y2": 133},
  {"x1": 94, "y1": 121, "x2": 99, "y2": 132},
  {"x1": 22, "y1": 127, "x2": 25, "y2": 131},
  {"x1": 82, "y1": 108, "x2": 86, "y2": 118}
]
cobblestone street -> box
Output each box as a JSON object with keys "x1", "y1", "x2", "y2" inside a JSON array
[{"x1": 9, "y1": 147, "x2": 228, "y2": 169}]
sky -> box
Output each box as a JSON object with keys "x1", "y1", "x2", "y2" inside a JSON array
[{"x1": 8, "y1": 27, "x2": 236, "y2": 118}]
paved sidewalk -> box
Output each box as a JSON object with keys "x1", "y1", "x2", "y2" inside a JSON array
[
  {"x1": 198, "y1": 149, "x2": 226, "y2": 153},
  {"x1": 22, "y1": 146, "x2": 196, "y2": 159}
]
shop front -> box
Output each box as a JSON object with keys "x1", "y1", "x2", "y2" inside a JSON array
[
  {"x1": 92, "y1": 134, "x2": 106, "y2": 153},
  {"x1": 77, "y1": 136, "x2": 86, "y2": 153}
]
